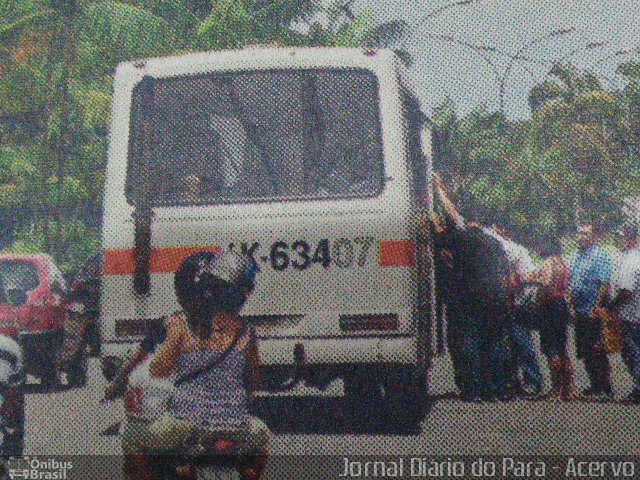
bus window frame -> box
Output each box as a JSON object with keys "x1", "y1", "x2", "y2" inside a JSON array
[
  {"x1": 124, "y1": 67, "x2": 388, "y2": 208},
  {"x1": 401, "y1": 87, "x2": 429, "y2": 206}
]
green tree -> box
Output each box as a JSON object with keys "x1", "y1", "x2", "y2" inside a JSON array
[{"x1": 528, "y1": 62, "x2": 628, "y2": 230}]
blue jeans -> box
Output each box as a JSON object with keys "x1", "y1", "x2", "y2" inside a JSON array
[
  {"x1": 621, "y1": 321, "x2": 640, "y2": 392},
  {"x1": 512, "y1": 320, "x2": 543, "y2": 394}
]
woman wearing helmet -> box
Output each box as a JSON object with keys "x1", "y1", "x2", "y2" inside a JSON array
[{"x1": 147, "y1": 250, "x2": 270, "y2": 480}]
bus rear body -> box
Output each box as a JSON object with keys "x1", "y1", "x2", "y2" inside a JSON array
[{"x1": 101, "y1": 47, "x2": 435, "y2": 403}]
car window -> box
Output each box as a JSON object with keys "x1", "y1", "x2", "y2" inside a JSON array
[{"x1": 0, "y1": 261, "x2": 40, "y2": 303}]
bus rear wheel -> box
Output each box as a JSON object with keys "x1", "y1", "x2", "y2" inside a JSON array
[
  {"x1": 381, "y1": 366, "x2": 428, "y2": 421},
  {"x1": 344, "y1": 366, "x2": 384, "y2": 426}
]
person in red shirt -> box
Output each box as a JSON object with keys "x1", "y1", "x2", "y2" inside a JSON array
[{"x1": 527, "y1": 237, "x2": 575, "y2": 400}]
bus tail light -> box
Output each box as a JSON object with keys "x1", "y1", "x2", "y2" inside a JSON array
[
  {"x1": 115, "y1": 318, "x2": 163, "y2": 338},
  {"x1": 245, "y1": 315, "x2": 304, "y2": 338},
  {"x1": 339, "y1": 314, "x2": 398, "y2": 332}
]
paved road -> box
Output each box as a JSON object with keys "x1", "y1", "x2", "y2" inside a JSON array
[{"x1": 23, "y1": 331, "x2": 640, "y2": 478}]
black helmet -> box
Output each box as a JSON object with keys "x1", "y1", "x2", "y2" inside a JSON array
[{"x1": 174, "y1": 250, "x2": 258, "y2": 318}]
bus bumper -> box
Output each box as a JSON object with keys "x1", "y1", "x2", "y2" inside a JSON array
[{"x1": 102, "y1": 335, "x2": 417, "y2": 366}]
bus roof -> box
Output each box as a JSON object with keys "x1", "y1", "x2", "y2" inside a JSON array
[{"x1": 115, "y1": 47, "x2": 399, "y2": 80}]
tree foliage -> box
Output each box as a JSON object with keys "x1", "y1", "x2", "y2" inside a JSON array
[{"x1": 436, "y1": 61, "x2": 639, "y2": 247}]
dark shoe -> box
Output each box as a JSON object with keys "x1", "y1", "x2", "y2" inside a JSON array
[
  {"x1": 583, "y1": 386, "x2": 613, "y2": 401},
  {"x1": 522, "y1": 392, "x2": 544, "y2": 401},
  {"x1": 581, "y1": 386, "x2": 600, "y2": 397},
  {"x1": 480, "y1": 392, "x2": 496, "y2": 402},
  {"x1": 497, "y1": 391, "x2": 516, "y2": 402},
  {"x1": 518, "y1": 385, "x2": 542, "y2": 400},
  {"x1": 460, "y1": 394, "x2": 482, "y2": 403},
  {"x1": 624, "y1": 390, "x2": 640, "y2": 404}
]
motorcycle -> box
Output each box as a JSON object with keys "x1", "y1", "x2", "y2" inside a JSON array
[
  {"x1": 57, "y1": 302, "x2": 91, "y2": 388},
  {"x1": 149, "y1": 435, "x2": 244, "y2": 480},
  {"x1": 118, "y1": 356, "x2": 248, "y2": 480}
]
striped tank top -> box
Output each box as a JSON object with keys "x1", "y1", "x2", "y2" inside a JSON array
[{"x1": 169, "y1": 315, "x2": 251, "y2": 430}]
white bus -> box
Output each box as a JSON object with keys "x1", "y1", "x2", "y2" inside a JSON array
[{"x1": 100, "y1": 47, "x2": 436, "y2": 416}]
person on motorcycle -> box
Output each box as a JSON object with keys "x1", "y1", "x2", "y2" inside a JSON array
[
  {"x1": 0, "y1": 333, "x2": 25, "y2": 456},
  {"x1": 144, "y1": 250, "x2": 270, "y2": 480}
]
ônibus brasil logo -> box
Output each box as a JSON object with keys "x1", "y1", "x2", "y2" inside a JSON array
[{"x1": 7, "y1": 457, "x2": 73, "y2": 480}]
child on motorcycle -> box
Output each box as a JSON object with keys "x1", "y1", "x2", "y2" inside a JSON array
[
  {"x1": 116, "y1": 252, "x2": 271, "y2": 480},
  {"x1": 145, "y1": 250, "x2": 270, "y2": 480}
]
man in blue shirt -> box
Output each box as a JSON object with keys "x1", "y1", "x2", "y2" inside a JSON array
[{"x1": 568, "y1": 224, "x2": 613, "y2": 398}]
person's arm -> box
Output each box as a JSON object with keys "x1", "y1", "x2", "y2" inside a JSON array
[
  {"x1": 104, "y1": 345, "x2": 147, "y2": 400},
  {"x1": 433, "y1": 174, "x2": 465, "y2": 230},
  {"x1": 104, "y1": 320, "x2": 168, "y2": 400},
  {"x1": 566, "y1": 289, "x2": 575, "y2": 315},
  {"x1": 245, "y1": 328, "x2": 261, "y2": 402},
  {"x1": 149, "y1": 320, "x2": 182, "y2": 378},
  {"x1": 592, "y1": 283, "x2": 610, "y2": 317},
  {"x1": 592, "y1": 250, "x2": 612, "y2": 316}
]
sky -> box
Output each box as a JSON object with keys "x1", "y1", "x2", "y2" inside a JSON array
[{"x1": 354, "y1": 0, "x2": 640, "y2": 119}]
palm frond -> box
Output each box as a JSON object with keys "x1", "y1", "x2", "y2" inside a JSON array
[
  {"x1": 133, "y1": 0, "x2": 199, "y2": 38},
  {"x1": 528, "y1": 80, "x2": 566, "y2": 112},
  {"x1": 618, "y1": 61, "x2": 640, "y2": 79},
  {"x1": 361, "y1": 19, "x2": 408, "y2": 49},
  {"x1": 331, "y1": 8, "x2": 372, "y2": 47},
  {"x1": 0, "y1": 8, "x2": 53, "y2": 44},
  {"x1": 78, "y1": 1, "x2": 182, "y2": 61},
  {"x1": 195, "y1": 0, "x2": 254, "y2": 50}
]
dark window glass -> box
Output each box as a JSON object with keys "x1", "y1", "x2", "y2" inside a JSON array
[
  {"x1": 126, "y1": 69, "x2": 384, "y2": 205},
  {"x1": 402, "y1": 89, "x2": 427, "y2": 205},
  {"x1": 0, "y1": 261, "x2": 40, "y2": 303}
]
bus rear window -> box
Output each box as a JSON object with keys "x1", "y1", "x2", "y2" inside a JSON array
[{"x1": 126, "y1": 69, "x2": 384, "y2": 206}]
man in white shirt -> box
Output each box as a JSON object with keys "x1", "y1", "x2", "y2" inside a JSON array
[
  {"x1": 486, "y1": 225, "x2": 543, "y2": 397},
  {"x1": 610, "y1": 224, "x2": 640, "y2": 403},
  {"x1": 484, "y1": 225, "x2": 536, "y2": 277}
]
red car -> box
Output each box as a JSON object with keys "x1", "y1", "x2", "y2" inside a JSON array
[{"x1": 0, "y1": 254, "x2": 67, "y2": 389}]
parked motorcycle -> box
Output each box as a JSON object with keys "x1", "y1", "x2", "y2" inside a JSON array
[{"x1": 57, "y1": 301, "x2": 91, "y2": 388}]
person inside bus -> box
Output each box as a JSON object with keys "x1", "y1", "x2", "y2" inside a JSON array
[
  {"x1": 145, "y1": 251, "x2": 271, "y2": 480},
  {"x1": 429, "y1": 175, "x2": 514, "y2": 401},
  {"x1": 208, "y1": 111, "x2": 276, "y2": 200}
]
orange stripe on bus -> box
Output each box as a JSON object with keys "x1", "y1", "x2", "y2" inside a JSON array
[
  {"x1": 103, "y1": 245, "x2": 221, "y2": 275},
  {"x1": 378, "y1": 240, "x2": 415, "y2": 267}
]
